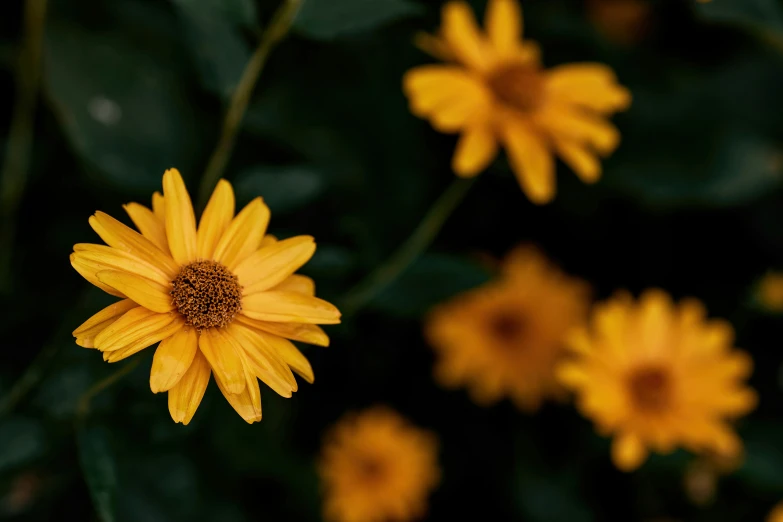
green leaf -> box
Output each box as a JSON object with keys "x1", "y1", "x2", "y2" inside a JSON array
[
  {"x1": 735, "y1": 421, "x2": 783, "y2": 492},
  {"x1": 44, "y1": 3, "x2": 204, "y2": 193},
  {"x1": 695, "y1": 0, "x2": 783, "y2": 39},
  {"x1": 370, "y1": 253, "x2": 492, "y2": 317},
  {"x1": 293, "y1": 0, "x2": 422, "y2": 39},
  {"x1": 234, "y1": 165, "x2": 325, "y2": 213},
  {"x1": 169, "y1": 0, "x2": 256, "y2": 25},
  {"x1": 0, "y1": 417, "x2": 45, "y2": 473},
  {"x1": 77, "y1": 424, "x2": 117, "y2": 522}
]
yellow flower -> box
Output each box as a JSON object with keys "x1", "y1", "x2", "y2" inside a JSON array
[
  {"x1": 70, "y1": 169, "x2": 340, "y2": 424},
  {"x1": 319, "y1": 407, "x2": 440, "y2": 522},
  {"x1": 756, "y1": 271, "x2": 783, "y2": 312},
  {"x1": 403, "y1": 0, "x2": 631, "y2": 204},
  {"x1": 425, "y1": 246, "x2": 590, "y2": 410},
  {"x1": 769, "y1": 502, "x2": 783, "y2": 522},
  {"x1": 558, "y1": 289, "x2": 757, "y2": 471}
]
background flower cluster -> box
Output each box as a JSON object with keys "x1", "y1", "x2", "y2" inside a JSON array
[{"x1": 3, "y1": 0, "x2": 783, "y2": 521}]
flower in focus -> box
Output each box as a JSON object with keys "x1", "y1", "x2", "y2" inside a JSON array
[
  {"x1": 756, "y1": 271, "x2": 783, "y2": 313},
  {"x1": 769, "y1": 503, "x2": 783, "y2": 522},
  {"x1": 319, "y1": 407, "x2": 440, "y2": 522},
  {"x1": 558, "y1": 289, "x2": 757, "y2": 471},
  {"x1": 586, "y1": 0, "x2": 652, "y2": 47},
  {"x1": 70, "y1": 169, "x2": 340, "y2": 424},
  {"x1": 403, "y1": 0, "x2": 631, "y2": 204},
  {"x1": 426, "y1": 245, "x2": 590, "y2": 410}
]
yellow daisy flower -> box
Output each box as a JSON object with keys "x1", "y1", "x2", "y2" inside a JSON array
[
  {"x1": 558, "y1": 289, "x2": 757, "y2": 471},
  {"x1": 756, "y1": 271, "x2": 783, "y2": 312},
  {"x1": 769, "y1": 502, "x2": 783, "y2": 522},
  {"x1": 319, "y1": 407, "x2": 440, "y2": 522},
  {"x1": 425, "y1": 246, "x2": 590, "y2": 410},
  {"x1": 402, "y1": 0, "x2": 631, "y2": 204},
  {"x1": 70, "y1": 169, "x2": 340, "y2": 424}
]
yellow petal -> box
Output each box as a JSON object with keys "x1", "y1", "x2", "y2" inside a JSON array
[
  {"x1": 213, "y1": 198, "x2": 270, "y2": 270},
  {"x1": 168, "y1": 350, "x2": 211, "y2": 425},
  {"x1": 545, "y1": 63, "x2": 631, "y2": 113},
  {"x1": 103, "y1": 316, "x2": 184, "y2": 363},
  {"x1": 96, "y1": 270, "x2": 174, "y2": 313},
  {"x1": 198, "y1": 327, "x2": 246, "y2": 395},
  {"x1": 552, "y1": 137, "x2": 602, "y2": 184},
  {"x1": 94, "y1": 307, "x2": 178, "y2": 351},
  {"x1": 89, "y1": 211, "x2": 179, "y2": 277},
  {"x1": 196, "y1": 179, "x2": 235, "y2": 259},
  {"x1": 225, "y1": 324, "x2": 296, "y2": 397},
  {"x1": 501, "y1": 118, "x2": 555, "y2": 204},
  {"x1": 452, "y1": 124, "x2": 497, "y2": 176},
  {"x1": 235, "y1": 315, "x2": 329, "y2": 346},
  {"x1": 123, "y1": 203, "x2": 169, "y2": 253},
  {"x1": 485, "y1": 0, "x2": 522, "y2": 56},
  {"x1": 152, "y1": 191, "x2": 165, "y2": 222},
  {"x1": 441, "y1": 1, "x2": 492, "y2": 70},
  {"x1": 536, "y1": 103, "x2": 621, "y2": 155},
  {"x1": 272, "y1": 275, "x2": 316, "y2": 296},
  {"x1": 259, "y1": 235, "x2": 277, "y2": 248},
  {"x1": 258, "y1": 333, "x2": 314, "y2": 384},
  {"x1": 150, "y1": 326, "x2": 199, "y2": 393},
  {"x1": 162, "y1": 168, "x2": 198, "y2": 265},
  {"x1": 235, "y1": 236, "x2": 316, "y2": 294},
  {"x1": 214, "y1": 363, "x2": 262, "y2": 424},
  {"x1": 73, "y1": 299, "x2": 138, "y2": 348},
  {"x1": 242, "y1": 291, "x2": 341, "y2": 324},
  {"x1": 612, "y1": 433, "x2": 648, "y2": 471},
  {"x1": 70, "y1": 254, "x2": 126, "y2": 298},
  {"x1": 72, "y1": 245, "x2": 170, "y2": 286},
  {"x1": 414, "y1": 31, "x2": 454, "y2": 62},
  {"x1": 403, "y1": 65, "x2": 492, "y2": 132}
]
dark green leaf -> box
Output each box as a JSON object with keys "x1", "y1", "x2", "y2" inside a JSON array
[
  {"x1": 234, "y1": 165, "x2": 325, "y2": 213},
  {"x1": 293, "y1": 0, "x2": 422, "y2": 39},
  {"x1": 169, "y1": 0, "x2": 256, "y2": 26},
  {"x1": 735, "y1": 421, "x2": 783, "y2": 492},
  {"x1": 0, "y1": 417, "x2": 45, "y2": 473},
  {"x1": 77, "y1": 424, "x2": 117, "y2": 522},
  {"x1": 695, "y1": 0, "x2": 783, "y2": 39}
]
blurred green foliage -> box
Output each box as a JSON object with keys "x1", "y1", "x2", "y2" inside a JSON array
[{"x1": 3, "y1": 0, "x2": 783, "y2": 521}]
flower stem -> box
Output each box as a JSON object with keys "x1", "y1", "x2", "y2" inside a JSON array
[
  {"x1": 75, "y1": 358, "x2": 142, "y2": 423},
  {"x1": 0, "y1": 0, "x2": 48, "y2": 294},
  {"x1": 196, "y1": 0, "x2": 302, "y2": 210},
  {"x1": 340, "y1": 177, "x2": 476, "y2": 317}
]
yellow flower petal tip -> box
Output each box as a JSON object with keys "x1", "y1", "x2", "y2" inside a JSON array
[
  {"x1": 319, "y1": 407, "x2": 440, "y2": 522},
  {"x1": 403, "y1": 0, "x2": 630, "y2": 204},
  {"x1": 70, "y1": 169, "x2": 340, "y2": 425},
  {"x1": 426, "y1": 245, "x2": 590, "y2": 411},
  {"x1": 558, "y1": 289, "x2": 757, "y2": 471}
]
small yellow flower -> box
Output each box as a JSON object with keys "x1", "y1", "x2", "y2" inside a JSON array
[
  {"x1": 403, "y1": 0, "x2": 631, "y2": 204},
  {"x1": 426, "y1": 246, "x2": 590, "y2": 410},
  {"x1": 319, "y1": 407, "x2": 440, "y2": 522},
  {"x1": 756, "y1": 271, "x2": 783, "y2": 312},
  {"x1": 769, "y1": 502, "x2": 783, "y2": 522},
  {"x1": 558, "y1": 289, "x2": 757, "y2": 471},
  {"x1": 70, "y1": 169, "x2": 341, "y2": 424}
]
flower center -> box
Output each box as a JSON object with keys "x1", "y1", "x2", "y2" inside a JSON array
[
  {"x1": 487, "y1": 64, "x2": 544, "y2": 114},
  {"x1": 357, "y1": 457, "x2": 385, "y2": 484},
  {"x1": 170, "y1": 260, "x2": 242, "y2": 330},
  {"x1": 628, "y1": 366, "x2": 671, "y2": 412},
  {"x1": 488, "y1": 311, "x2": 527, "y2": 346}
]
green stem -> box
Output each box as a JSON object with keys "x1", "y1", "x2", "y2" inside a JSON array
[
  {"x1": 0, "y1": 0, "x2": 48, "y2": 294},
  {"x1": 340, "y1": 177, "x2": 476, "y2": 317},
  {"x1": 75, "y1": 358, "x2": 142, "y2": 423},
  {"x1": 196, "y1": 0, "x2": 303, "y2": 209}
]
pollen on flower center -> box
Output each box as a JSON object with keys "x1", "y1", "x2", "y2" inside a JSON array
[
  {"x1": 487, "y1": 64, "x2": 544, "y2": 113},
  {"x1": 170, "y1": 260, "x2": 243, "y2": 330},
  {"x1": 628, "y1": 366, "x2": 671, "y2": 412}
]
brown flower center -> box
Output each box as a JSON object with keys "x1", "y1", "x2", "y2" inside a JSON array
[
  {"x1": 357, "y1": 457, "x2": 385, "y2": 484},
  {"x1": 488, "y1": 311, "x2": 527, "y2": 346},
  {"x1": 628, "y1": 366, "x2": 671, "y2": 412},
  {"x1": 487, "y1": 64, "x2": 544, "y2": 113},
  {"x1": 170, "y1": 260, "x2": 242, "y2": 330}
]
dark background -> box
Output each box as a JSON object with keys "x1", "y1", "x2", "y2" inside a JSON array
[{"x1": 2, "y1": 0, "x2": 783, "y2": 520}]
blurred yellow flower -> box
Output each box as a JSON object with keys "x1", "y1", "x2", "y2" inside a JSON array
[
  {"x1": 426, "y1": 246, "x2": 590, "y2": 410},
  {"x1": 756, "y1": 271, "x2": 783, "y2": 312},
  {"x1": 586, "y1": 0, "x2": 652, "y2": 46},
  {"x1": 558, "y1": 289, "x2": 757, "y2": 471},
  {"x1": 70, "y1": 169, "x2": 340, "y2": 424},
  {"x1": 319, "y1": 407, "x2": 440, "y2": 522},
  {"x1": 769, "y1": 503, "x2": 783, "y2": 522},
  {"x1": 403, "y1": 0, "x2": 631, "y2": 204}
]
